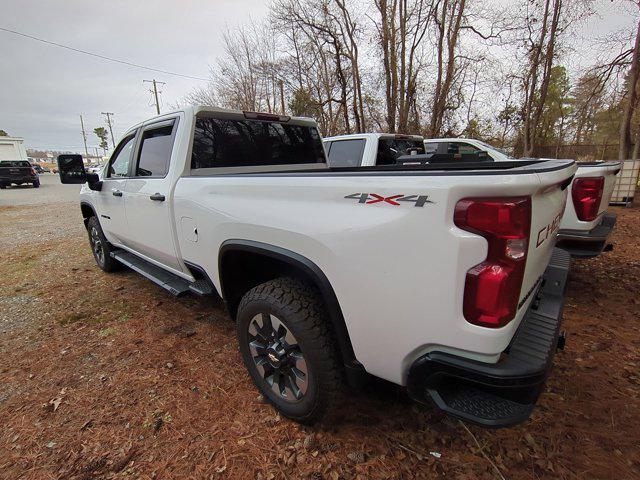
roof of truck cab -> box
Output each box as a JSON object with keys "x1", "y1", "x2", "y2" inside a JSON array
[
  {"x1": 122, "y1": 105, "x2": 318, "y2": 136},
  {"x1": 423, "y1": 137, "x2": 477, "y2": 143},
  {"x1": 323, "y1": 133, "x2": 423, "y2": 142}
]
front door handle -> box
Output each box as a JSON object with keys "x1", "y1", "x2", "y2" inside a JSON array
[
  {"x1": 112, "y1": 189, "x2": 123, "y2": 197},
  {"x1": 150, "y1": 193, "x2": 165, "y2": 202}
]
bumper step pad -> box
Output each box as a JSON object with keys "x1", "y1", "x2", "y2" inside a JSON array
[{"x1": 408, "y1": 248, "x2": 571, "y2": 428}]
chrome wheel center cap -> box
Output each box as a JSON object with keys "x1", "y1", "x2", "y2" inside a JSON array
[{"x1": 266, "y1": 345, "x2": 283, "y2": 367}]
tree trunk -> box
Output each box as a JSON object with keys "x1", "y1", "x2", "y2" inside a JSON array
[{"x1": 620, "y1": 18, "x2": 640, "y2": 160}]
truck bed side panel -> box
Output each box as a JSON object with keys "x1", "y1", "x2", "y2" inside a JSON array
[{"x1": 173, "y1": 164, "x2": 575, "y2": 385}]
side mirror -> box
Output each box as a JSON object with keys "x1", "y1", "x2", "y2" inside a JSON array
[
  {"x1": 57, "y1": 154, "x2": 102, "y2": 190},
  {"x1": 57, "y1": 154, "x2": 87, "y2": 184}
]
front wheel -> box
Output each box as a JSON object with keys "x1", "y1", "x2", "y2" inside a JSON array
[
  {"x1": 236, "y1": 277, "x2": 342, "y2": 424},
  {"x1": 86, "y1": 216, "x2": 120, "y2": 272}
]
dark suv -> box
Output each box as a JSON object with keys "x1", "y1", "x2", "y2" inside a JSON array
[{"x1": 0, "y1": 160, "x2": 40, "y2": 188}]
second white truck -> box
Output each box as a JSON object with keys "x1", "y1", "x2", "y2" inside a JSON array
[
  {"x1": 326, "y1": 134, "x2": 620, "y2": 258},
  {"x1": 58, "y1": 106, "x2": 577, "y2": 428},
  {"x1": 423, "y1": 138, "x2": 621, "y2": 258}
]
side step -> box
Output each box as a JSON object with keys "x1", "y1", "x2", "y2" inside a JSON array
[{"x1": 110, "y1": 250, "x2": 213, "y2": 297}]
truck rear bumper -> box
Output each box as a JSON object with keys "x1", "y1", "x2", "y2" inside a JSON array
[
  {"x1": 406, "y1": 248, "x2": 570, "y2": 428},
  {"x1": 556, "y1": 212, "x2": 616, "y2": 258},
  {"x1": 0, "y1": 176, "x2": 36, "y2": 184}
]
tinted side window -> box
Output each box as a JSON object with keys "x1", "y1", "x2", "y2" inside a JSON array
[
  {"x1": 136, "y1": 124, "x2": 175, "y2": 177},
  {"x1": 191, "y1": 117, "x2": 325, "y2": 169},
  {"x1": 108, "y1": 135, "x2": 136, "y2": 178},
  {"x1": 424, "y1": 142, "x2": 439, "y2": 154},
  {"x1": 327, "y1": 139, "x2": 366, "y2": 167},
  {"x1": 452, "y1": 142, "x2": 481, "y2": 154}
]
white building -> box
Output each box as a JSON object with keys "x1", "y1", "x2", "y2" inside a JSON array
[{"x1": 0, "y1": 137, "x2": 28, "y2": 161}]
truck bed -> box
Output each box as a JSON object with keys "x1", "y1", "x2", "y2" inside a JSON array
[{"x1": 191, "y1": 159, "x2": 574, "y2": 177}]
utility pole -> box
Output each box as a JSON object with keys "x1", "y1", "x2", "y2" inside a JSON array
[
  {"x1": 101, "y1": 112, "x2": 115, "y2": 148},
  {"x1": 144, "y1": 79, "x2": 165, "y2": 115},
  {"x1": 79, "y1": 114, "x2": 89, "y2": 156}
]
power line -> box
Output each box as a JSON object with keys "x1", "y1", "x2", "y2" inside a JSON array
[{"x1": 0, "y1": 26, "x2": 209, "y2": 81}]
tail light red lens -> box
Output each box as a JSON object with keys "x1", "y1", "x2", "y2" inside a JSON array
[
  {"x1": 454, "y1": 197, "x2": 531, "y2": 328},
  {"x1": 572, "y1": 177, "x2": 604, "y2": 222},
  {"x1": 30, "y1": 168, "x2": 37, "y2": 176}
]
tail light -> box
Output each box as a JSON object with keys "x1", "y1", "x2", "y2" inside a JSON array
[
  {"x1": 572, "y1": 177, "x2": 604, "y2": 221},
  {"x1": 30, "y1": 168, "x2": 37, "y2": 176},
  {"x1": 454, "y1": 197, "x2": 531, "y2": 328}
]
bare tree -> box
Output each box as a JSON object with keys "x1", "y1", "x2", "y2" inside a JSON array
[
  {"x1": 429, "y1": 0, "x2": 467, "y2": 136},
  {"x1": 372, "y1": 0, "x2": 435, "y2": 133},
  {"x1": 620, "y1": 17, "x2": 640, "y2": 160}
]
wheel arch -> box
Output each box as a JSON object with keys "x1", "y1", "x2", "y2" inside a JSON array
[
  {"x1": 80, "y1": 201, "x2": 97, "y2": 228},
  {"x1": 218, "y1": 239, "x2": 366, "y2": 385}
]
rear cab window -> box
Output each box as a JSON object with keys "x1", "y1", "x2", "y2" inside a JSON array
[
  {"x1": 0, "y1": 161, "x2": 31, "y2": 168},
  {"x1": 326, "y1": 139, "x2": 366, "y2": 167},
  {"x1": 377, "y1": 137, "x2": 425, "y2": 165},
  {"x1": 191, "y1": 115, "x2": 325, "y2": 171}
]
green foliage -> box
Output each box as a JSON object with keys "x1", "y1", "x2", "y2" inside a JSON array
[
  {"x1": 0, "y1": 129, "x2": 8, "y2": 136},
  {"x1": 536, "y1": 66, "x2": 572, "y2": 145},
  {"x1": 288, "y1": 89, "x2": 321, "y2": 118},
  {"x1": 94, "y1": 127, "x2": 109, "y2": 151}
]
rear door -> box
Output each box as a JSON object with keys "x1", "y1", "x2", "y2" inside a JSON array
[
  {"x1": 97, "y1": 133, "x2": 136, "y2": 244},
  {"x1": 122, "y1": 118, "x2": 184, "y2": 274}
]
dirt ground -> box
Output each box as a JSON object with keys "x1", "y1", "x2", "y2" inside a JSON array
[{"x1": 0, "y1": 202, "x2": 639, "y2": 480}]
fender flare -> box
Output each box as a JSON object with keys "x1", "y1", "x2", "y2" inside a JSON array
[
  {"x1": 218, "y1": 239, "x2": 366, "y2": 385},
  {"x1": 80, "y1": 201, "x2": 98, "y2": 227}
]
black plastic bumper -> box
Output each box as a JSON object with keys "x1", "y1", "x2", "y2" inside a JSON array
[
  {"x1": 556, "y1": 212, "x2": 616, "y2": 258},
  {"x1": 0, "y1": 176, "x2": 36, "y2": 184},
  {"x1": 407, "y1": 248, "x2": 571, "y2": 428}
]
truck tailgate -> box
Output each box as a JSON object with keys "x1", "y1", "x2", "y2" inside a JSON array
[
  {"x1": 518, "y1": 167, "x2": 573, "y2": 311},
  {"x1": 595, "y1": 162, "x2": 621, "y2": 214}
]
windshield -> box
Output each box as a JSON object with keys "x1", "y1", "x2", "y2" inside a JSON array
[
  {"x1": 377, "y1": 137, "x2": 425, "y2": 165},
  {"x1": 0, "y1": 160, "x2": 31, "y2": 168}
]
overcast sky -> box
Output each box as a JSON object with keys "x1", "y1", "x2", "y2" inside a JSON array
[
  {"x1": 0, "y1": 0, "x2": 270, "y2": 153},
  {"x1": 0, "y1": 0, "x2": 634, "y2": 154}
]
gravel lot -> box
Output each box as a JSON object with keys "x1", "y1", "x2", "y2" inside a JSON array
[
  {"x1": 0, "y1": 188, "x2": 639, "y2": 479},
  {"x1": 0, "y1": 174, "x2": 81, "y2": 206}
]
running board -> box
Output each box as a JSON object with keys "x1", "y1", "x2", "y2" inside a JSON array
[{"x1": 110, "y1": 250, "x2": 213, "y2": 297}]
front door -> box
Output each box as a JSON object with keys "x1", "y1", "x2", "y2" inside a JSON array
[
  {"x1": 122, "y1": 118, "x2": 184, "y2": 274},
  {"x1": 97, "y1": 133, "x2": 136, "y2": 245}
]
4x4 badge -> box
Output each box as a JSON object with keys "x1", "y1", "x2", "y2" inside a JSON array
[{"x1": 344, "y1": 193, "x2": 434, "y2": 207}]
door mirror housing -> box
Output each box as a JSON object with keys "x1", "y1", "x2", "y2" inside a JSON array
[{"x1": 57, "y1": 154, "x2": 102, "y2": 190}]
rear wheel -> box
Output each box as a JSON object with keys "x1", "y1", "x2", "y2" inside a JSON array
[
  {"x1": 236, "y1": 277, "x2": 342, "y2": 424},
  {"x1": 86, "y1": 216, "x2": 120, "y2": 272},
  {"x1": 33, "y1": 181, "x2": 40, "y2": 188},
  {"x1": 0, "y1": 184, "x2": 5, "y2": 189}
]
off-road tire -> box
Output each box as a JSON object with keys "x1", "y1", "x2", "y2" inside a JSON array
[
  {"x1": 236, "y1": 277, "x2": 342, "y2": 424},
  {"x1": 0, "y1": 184, "x2": 6, "y2": 189},
  {"x1": 33, "y1": 181, "x2": 40, "y2": 188},
  {"x1": 86, "y1": 216, "x2": 120, "y2": 272}
]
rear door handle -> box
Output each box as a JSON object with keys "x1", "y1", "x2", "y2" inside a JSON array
[
  {"x1": 150, "y1": 193, "x2": 165, "y2": 202},
  {"x1": 112, "y1": 190, "x2": 123, "y2": 197}
]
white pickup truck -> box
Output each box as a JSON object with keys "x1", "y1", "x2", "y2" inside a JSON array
[
  {"x1": 58, "y1": 106, "x2": 577, "y2": 428},
  {"x1": 424, "y1": 138, "x2": 621, "y2": 257}
]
